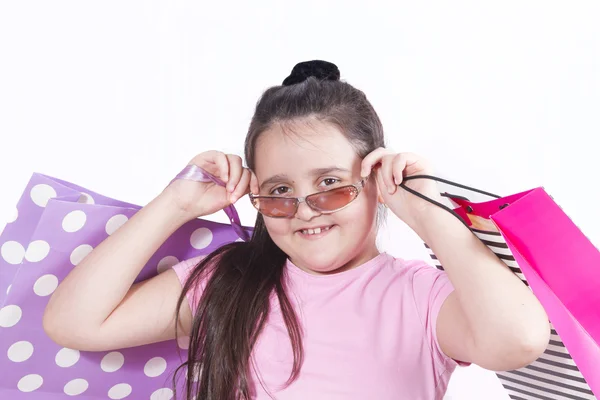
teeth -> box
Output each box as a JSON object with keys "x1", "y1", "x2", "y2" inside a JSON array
[{"x1": 302, "y1": 226, "x2": 332, "y2": 235}]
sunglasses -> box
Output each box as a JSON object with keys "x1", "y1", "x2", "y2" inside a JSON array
[{"x1": 249, "y1": 176, "x2": 369, "y2": 218}]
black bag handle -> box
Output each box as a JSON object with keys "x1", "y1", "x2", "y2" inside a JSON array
[{"x1": 398, "y1": 175, "x2": 503, "y2": 230}]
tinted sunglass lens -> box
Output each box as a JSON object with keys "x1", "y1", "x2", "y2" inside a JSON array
[
  {"x1": 307, "y1": 187, "x2": 358, "y2": 211},
  {"x1": 256, "y1": 197, "x2": 297, "y2": 217}
]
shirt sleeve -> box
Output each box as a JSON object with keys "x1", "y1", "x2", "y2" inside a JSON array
[
  {"x1": 171, "y1": 255, "x2": 208, "y2": 316},
  {"x1": 409, "y1": 260, "x2": 471, "y2": 370}
]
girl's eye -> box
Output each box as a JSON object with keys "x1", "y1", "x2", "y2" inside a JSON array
[
  {"x1": 270, "y1": 186, "x2": 290, "y2": 196},
  {"x1": 320, "y1": 178, "x2": 341, "y2": 187}
]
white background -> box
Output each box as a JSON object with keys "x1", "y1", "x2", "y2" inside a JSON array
[{"x1": 1, "y1": 1, "x2": 598, "y2": 399}]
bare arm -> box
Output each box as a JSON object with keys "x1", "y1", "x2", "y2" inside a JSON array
[
  {"x1": 43, "y1": 151, "x2": 251, "y2": 352},
  {"x1": 417, "y1": 207, "x2": 550, "y2": 371},
  {"x1": 43, "y1": 191, "x2": 193, "y2": 351},
  {"x1": 360, "y1": 149, "x2": 550, "y2": 371}
]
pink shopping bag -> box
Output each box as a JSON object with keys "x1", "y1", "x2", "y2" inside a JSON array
[
  {"x1": 0, "y1": 166, "x2": 252, "y2": 399},
  {"x1": 402, "y1": 175, "x2": 600, "y2": 399}
]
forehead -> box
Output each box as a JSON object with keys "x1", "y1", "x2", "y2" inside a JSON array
[{"x1": 254, "y1": 120, "x2": 359, "y2": 179}]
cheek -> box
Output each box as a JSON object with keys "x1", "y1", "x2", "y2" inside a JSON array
[
  {"x1": 264, "y1": 219, "x2": 291, "y2": 238},
  {"x1": 339, "y1": 200, "x2": 377, "y2": 229},
  {"x1": 328, "y1": 190, "x2": 379, "y2": 233}
]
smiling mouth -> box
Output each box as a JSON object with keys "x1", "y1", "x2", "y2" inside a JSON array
[{"x1": 298, "y1": 225, "x2": 335, "y2": 236}]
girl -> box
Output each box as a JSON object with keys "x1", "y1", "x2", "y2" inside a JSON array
[{"x1": 43, "y1": 60, "x2": 550, "y2": 399}]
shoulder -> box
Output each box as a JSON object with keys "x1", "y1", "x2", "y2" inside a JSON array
[
  {"x1": 171, "y1": 255, "x2": 208, "y2": 283},
  {"x1": 386, "y1": 256, "x2": 467, "y2": 369},
  {"x1": 374, "y1": 254, "x2": 455, "y2": 318},
  {"x1": 386, "y1": 255, "x2": 454, "y2": 309},
  {"x1": 383, "y1": 254, "x2": 452, "y2": 291},
  {"x1": 170, "y1": 255, "x2": 211, "y2": 315}
]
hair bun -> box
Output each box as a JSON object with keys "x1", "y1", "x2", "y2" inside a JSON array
[{"x1": 282, "y1": 60, "x2": 340, "y2": 86}]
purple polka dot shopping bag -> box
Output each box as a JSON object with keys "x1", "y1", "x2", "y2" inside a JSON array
[{"x1": 0, "y1": 167, "x2": 252, "y2": 399}]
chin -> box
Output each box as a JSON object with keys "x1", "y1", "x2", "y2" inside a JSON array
[{"x1": 291, "y1": 251, "x2": 347, "y2": 274}]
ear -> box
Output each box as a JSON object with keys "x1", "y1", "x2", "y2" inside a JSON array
[{"x1": 374, "y1": 179, "x2": 386, "y2": 205}]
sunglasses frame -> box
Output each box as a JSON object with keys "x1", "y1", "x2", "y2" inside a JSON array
[{"x1": 249, "y1": 175, "x2": 370, "y2": 218}]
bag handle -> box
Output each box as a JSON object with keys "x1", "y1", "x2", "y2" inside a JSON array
[
  {"x1": 399, "y1": 174, "x2": 504, "y2": 230},
  {"x1": 170, "y1": 164, "x2": 252, "y2": 242}
]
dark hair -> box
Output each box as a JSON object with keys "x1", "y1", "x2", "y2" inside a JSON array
[{"x1": 172, "y1": 60, "x2": 386, "y2": 399}]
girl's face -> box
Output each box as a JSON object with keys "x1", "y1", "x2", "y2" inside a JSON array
[{"x1": 251, "y1": 120, "x2": 382, "y2": 275}]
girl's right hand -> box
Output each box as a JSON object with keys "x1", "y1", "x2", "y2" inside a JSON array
[{"x1": 163, "y1": 150, "x2": 251, "y2": 219}]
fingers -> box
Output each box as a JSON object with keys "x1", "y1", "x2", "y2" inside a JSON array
[
  {"x1": 230, "y1": 168, "x2": 251, "y2": 203},
  {"x1": 223, "y1": 154, "x2": 252, "y2": 203},
  {"x1": 391, "y1": 153, "x2": 408, "y2": 187},
  {"x1": 187, "y1": 150, "x2": 253, "y2": 204},
  {"x1": 360, "y1": 147, "x2": 392, "y2": 178},
  {"x1": 225, "y1": 154, "x2": 243, "y2": 192},
  {"x1": 192, "y1": 150, "x2": 230, "y2": 183},
  {"x1": 214, "y1": 152, "x2": 230, "y2": 183},
  {"x1": 362, "y1": 149, "x2": 427, "y2": 196},
  {"x1": 380, "y1": 154, "x2": 399, "y2": 194},
  {"x1": 360, "y1": 147, "x2": 399, "y2": 194}
]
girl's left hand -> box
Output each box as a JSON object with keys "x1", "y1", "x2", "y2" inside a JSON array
[{"x1": 360, "y1": 149, "x2": 443, "y2": 228}]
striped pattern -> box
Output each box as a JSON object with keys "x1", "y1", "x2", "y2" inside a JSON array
[{"x1": 425, "y1": 228, "x2": 596, "y2": 400}]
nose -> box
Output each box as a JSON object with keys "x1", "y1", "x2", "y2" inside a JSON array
[{"x1": 295, "y1": 199, "x2": 321, "y2": 221}]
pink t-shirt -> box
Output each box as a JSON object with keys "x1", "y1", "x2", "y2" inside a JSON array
[{"x1": 172, "y1": 251, "x2": 465, "y2": 399}]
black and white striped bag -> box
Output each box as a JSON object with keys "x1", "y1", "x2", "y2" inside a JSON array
[{"x1": 398, "y1": 175, "x2": 597, "y2": 400}]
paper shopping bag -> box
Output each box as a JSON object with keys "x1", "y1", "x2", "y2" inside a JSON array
[
  {"x1": 0, "y1": 173, "x2": 140, "y2": 308},
  {"x1": 400, "y1": 175, "x2": 599, "y2": 400},
  {"x1": 0, "y1": 170, "x2": 252, "y2": 399}
]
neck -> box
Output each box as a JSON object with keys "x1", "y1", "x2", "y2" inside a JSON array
[{"x1": 296, "y1": 243, "x2": 381, "y2": 276}]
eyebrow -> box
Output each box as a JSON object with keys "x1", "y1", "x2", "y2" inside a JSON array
[{"x1": 260, "y1": 167, "x2": 351, "y2": 190}]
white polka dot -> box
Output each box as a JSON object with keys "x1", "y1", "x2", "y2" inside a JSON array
[
  {"x1": 25, "y1": 240, "x2": 50, "y2": 262},
  {"x1": 8, "y1": 207, "x2": 18, "y2": 223},
  {"x1": 34, "y1": 274, "x2": 59, "y2": 296},
  {"x1": 0, "y1": 305, "x2": 22, "y2": 327},
  {"x1": 235, "y1": 237, "x2": 245, "y2": 242},
  {"x1": 151, "y1": 388, "x2": 174, "y2": 400},
  {"x1": 190, "y1": 227, "x2": 213, "y2": 249},
  {"x1": 1, "y1": 241, "x2": 25, "y2": 265},
  {"x1": 106, "y1": 215, "x2": 128, "y2": 235},
  {"x1": 30, "y1": 184, "x2": 57, "y2": 207},
  {"x1": 101, "y1": 351, "x2": 125, "y2": 372},
  {"x1": 64, "y1": 378, "x2": 89, "y2": 396},
  {"x1": 8, "y1": 341, "x2": 34, "y2": 362},
  {"x1": 17, "y1": 374, "x2": 43, "y2": 392},
  {"x1": 70, "y1": 244, "x2": 93, "y2": 266},
  {"x1": 6, "y1": 284, "x2": 11, "y2": 295},
  {"x1": 77, "y1": 193, "x2": 95, "y2": 204},
  {"x1": 56, "y1": 348, "x2": 80, "y2": 368},
  {"x1": 108, "y1": 383, "x2": 132, "y2": 399},
  {"x1": 144, "y1": 356, "x2": 167, "y2": 377},
  {"x1": 62, "y1": 210, "x2": 87, "y2": 233},
  {"x1": 157, "y1": 256, "x2": 179, "y2": 274},
  {"x1": 177, "y1": 335, "x2": 190, "y2": 350}
]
